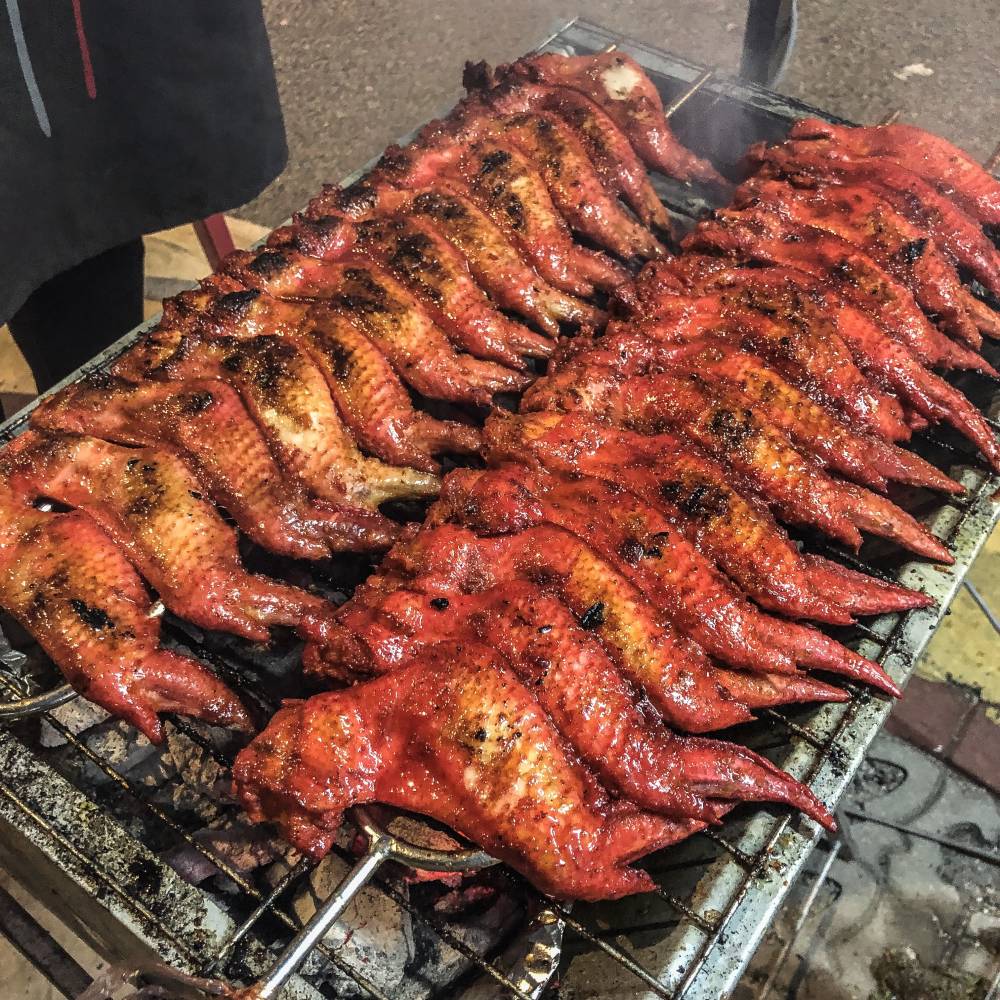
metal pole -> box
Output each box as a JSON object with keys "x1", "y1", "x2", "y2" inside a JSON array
[
  {"x1": 664, "y1": 68, "x2": 715, "y2": 119},
  {"x1": 0, "y1": 884, "x2": 92, "y2": 999},
  {"x1": 740, "y1": 0, "x2": 797, "y2": 86},
  {"x1": 241, "y1": 836, "x2": 395, "y2": 1000}
]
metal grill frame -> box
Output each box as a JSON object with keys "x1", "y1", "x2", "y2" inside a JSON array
[{"x1": 0, "y1": 16, "x2": 997, "y2": 999}]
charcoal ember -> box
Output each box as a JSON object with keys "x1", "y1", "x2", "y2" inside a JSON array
[
  {"x1": 82, "y1": 722, "x2": 155, "y2": 767},
  {"x1": 148, "y1": 729, "x2": 230, "y2": 822},
  {"x1": 199, "y1": 821, "x2": 283, "y2": 869},
  {"x1": 432, "y1": 882, "x2": 501, "y2": 916},
  {"x1": 294, "y1": 852, "x2": 415, "y2": 992},
  {"x1": 162, "y1": 818, "x2": 284, "y2": 887},
  {"x1": 40, "y1": 696, "x2": 111, "y2": 747},
  {"x1": 160, "y1": 842, "x2": 220, "y2": 886},
  {"x1": 289, "y1": 843, "x2": 521, "y2": 999}
]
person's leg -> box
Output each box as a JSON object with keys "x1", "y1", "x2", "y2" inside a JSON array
[{"x1": 7, "y1": 239, "x2": 145, "y2": 393}]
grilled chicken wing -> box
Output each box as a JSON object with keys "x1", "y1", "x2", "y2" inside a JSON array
[
  {"x1": 569, "y1": 327, "x2": 958, "y2": 494},
  {"x1": 734, "y1": 176, "x2": 990, "y2": 344},
  {"x1": 435, "y1": 464, "x2": 896, "y2": 693},
  {"x1": 526, "y1": 359, "x2": 949, "y2": 559},
  {"x1": 380, "y1": 136, "x2": 629, "y2": 295},
  {"x1": 334, "y1": 570, "x2": 840, "y2": 721},
  {"x1": 1, "y1": 430, "x2": 339, "y2": 646},
  {"x1": 284, "y1": 213, "x2": 554, "y2": 369},
  {"x1": 0, "y1": 483, "x2": 249, "y2": 742},
  {"x1": 398, "y1": 85, "x2": 666, "y2": 261},
  {"x1": 323, "y1": 576, "x2": 834, "y2": 825},
  {"x1": 751, "y1": 140, "x2": 1000, "y2": 298},
  {"x1": 684, "y1": 210, "x2": 992, "y2": 373},
  {"x1": 788, "y1": 118, "x2": 1000, "y2": 225},
  {"x1": 363, "y1": 523, "x2": 759, "y2": 732},
  {"x1": 311, "y1": 181, "x2": 602, "y2": 335},
  {"x1": 377, "y1": 517, "x2": 890, "y2": 714},
  {"x1": 484, "y1": 410, "x2": 932, "y2": 621},
  {"x1": 610, "y1": 288, "x2": 910, "y2": 442},
  {"x1": 463, "y1": 73, "x2": 673, "y2": 232},
  {"x1": 646, "y1": 257, "x2": 1000, "y2": 472},
  {"x1": 235, "y1": 640, "x2": 698, "y2": 901},
  {"x1": 175, "y1": 285, "x2": 480, "y2": 473},
  {"x1": 224, "y1": 248, "x2": 528, "y2": 405},
  {"x1": 491, "y1": 51, "x2": 725, "y2": 185},
  {"x1": 486, "y1": 110, "x2": 665, "y2": 260},
  {"x1": 131, "y1": 326, "x2": 440, "y2": 506},
  {"x1": 32, "y1": 375, "x2": 397, "y2": 557}
]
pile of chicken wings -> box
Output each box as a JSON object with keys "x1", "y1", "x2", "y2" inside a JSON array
[{"x1": 2, "y1": 49, "x2": 998, "y2": 900}]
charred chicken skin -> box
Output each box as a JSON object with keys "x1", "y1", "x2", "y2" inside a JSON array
[
  {"x1": 310, "y1": 181, "x2": 603, "y2": 336},
  {"x1": 224, "y1": 247, "x2": 529, "y2": 405},
  {"x1": 524, "y1": 359, "x2": 950, "y2": 558},
  {"x1": 235, "y1": 641, "x2": 701, "y2": 901},
  {"x1": 608, "y1": 288, "x2": 911, "y2": 443},
  {"x1": 461, "y1": 71, "x2": 674, "y2": 232},
  {"x1": 336, "y1": 517, "x2": 895, "y2": 707},
  {"x1": 683, "y1": 210, "x2": 992, "y2": 374},
  {"x1": 171, "y1": 284, "x2": 480, "y2": 473},
  {"x1": 634, "y1": 257, "x2": 1000, "y2": 472},
  {"x1": 483, "y1": 410, "x2": 932, "y2": 622},
  {"x1": 0, "y1": 482, "x2": 249, "y2": 742},
  {"x1": 31, "y1": 375, "x2": 398, "y2": 557},
  {"x1": 378, "y1": 137, "x2": 629, "y2": 295},
  {"x1": 1, "y1": 430, "x2": 339, "y2": 647},
  {"x1": 430, "y1": 464, "x2": 897, "y2": 692},
  {"x1": 125, "y1": 323, "x2": 440, "y2": 508},
  {"x1": 749, "y1": 139, "x2": 1000, "y2": 298},
  {"x1": 393, "y1": 85, "x2": 667, "y2": 261},
  {"x1": 280, "y1": 212, "x2": 555, "y2": 370},
  {"x1": 566, "y1": 327, "x2": 959, "y2": 494},
  {"x1": 733, "y1": 176, "x2": 990, "y2": 345},
  {"x1": 315, "y1": 576, "x2": 834, "y2": 826},
  {"x1": 343, "y1": 523, "x2": 763, "y2": 732}
]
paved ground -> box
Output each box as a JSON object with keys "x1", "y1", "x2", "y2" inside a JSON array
[{"x1": 243, "y1": 0, "x2": 1000, "y2": 225}]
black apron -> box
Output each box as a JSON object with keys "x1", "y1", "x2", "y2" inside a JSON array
[{"x1": 0, "y1": 0, "x2": 287, "y2": 322}]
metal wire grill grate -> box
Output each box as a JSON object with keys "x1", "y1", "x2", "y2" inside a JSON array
[{"x1": 0, "y1": 18, "x2": 997, "y2": 1000}]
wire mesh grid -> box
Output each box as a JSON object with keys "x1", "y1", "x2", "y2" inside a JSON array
[{"x1": 0, "y1": 17, "x2": 998, "y2": 1000}]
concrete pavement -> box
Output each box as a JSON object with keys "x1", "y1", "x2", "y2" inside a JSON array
[{"x1": 244, "y1": 0, "x2": 1000, "y2": 225}]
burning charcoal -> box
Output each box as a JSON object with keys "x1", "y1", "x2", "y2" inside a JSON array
[
  {"x1": 39, "y1": 696, "x2": 111, "y2": 747},
  {"x1": 293, "y1": 852, "x2": 415, "y2": 992},
  {"x1": 196, "y1": 822, "x2": 284, "y2": 874},
  {"x1": 51, "y1": 719, "x2": 159, "y2": 778},
  {"x1": 149, "y1": 729, "x2": 230, "y2": 823},
  {"x1": 161, "y1": 822, "x2": 283, "y2": 890}
]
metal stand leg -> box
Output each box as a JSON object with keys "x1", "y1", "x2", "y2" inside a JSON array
[
  {"x1": 740, "y1": 0, "x2": 798, "y2": 87},
  {"x1": 193, "y1": 213, "x2": 237, "y2": 270},
  {"x1": 0, "y1": 884, "x2": 92, "y2": 998}
]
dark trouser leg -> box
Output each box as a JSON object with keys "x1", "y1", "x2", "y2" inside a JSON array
[{"x1": 7, "y1": 238, "x2": 145, "y2": 393}]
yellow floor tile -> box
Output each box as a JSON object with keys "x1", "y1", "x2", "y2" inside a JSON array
[{"x1": 918, "y1": 523, "x2": 1000, "y2": 716}]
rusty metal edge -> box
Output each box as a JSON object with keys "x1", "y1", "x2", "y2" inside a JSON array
[{"x1": 0, "y1": 729, "x2": 326, "y2": 998}]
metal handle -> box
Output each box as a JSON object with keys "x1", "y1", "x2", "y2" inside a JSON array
[
  {"x1": 0, "y1": 682, "x2": 77, "y2": 719},
  {"x1": 236, "y1": 834, "x2": 394, "y2": 1000},
  {"x1": 232, "y1": 809, "x2": 497, "y2": 999}
]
